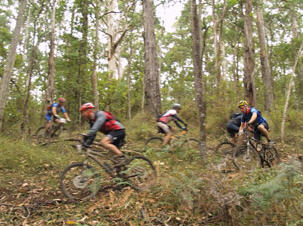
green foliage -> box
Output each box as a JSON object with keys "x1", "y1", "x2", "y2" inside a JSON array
[{"x1": 239, "y1": 160, "x2": 303, "y2": 221}]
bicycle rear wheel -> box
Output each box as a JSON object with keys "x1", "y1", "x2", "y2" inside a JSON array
[
  {"x1": 145, "y1": 137, "x2": 163, "y2": 152},
  {"x1": 213, "y1": 142, "x2": 235, "y2": 173},
  {"x1": 261, "y1": 146, "x2": 280, "y2": 168},
  {"x1": 125, "y1": 156, "x2": 157, "y2": 191},
  {"x1": 232, "y1": 146, "x2": 261, "y2": 171},
  {"x1": 180, "y1": 138, "x2": 202, "y2": 161},
  {"x1": 60, "y1": 162, "x2": 107, "y2": 201}
]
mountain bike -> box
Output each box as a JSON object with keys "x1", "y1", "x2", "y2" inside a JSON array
[
  {"x1": 33, "y1": 118, "x2": 68, "y2": 145},
  {"x1": 60, "y1": 140, "x2": 157, "y2": 201},
  {"x1": 232, "y1": 129, "x2": 280, "y2": 171},
  {"x1": 144, "y1": 128, "x2": 201, "y2": 161}
]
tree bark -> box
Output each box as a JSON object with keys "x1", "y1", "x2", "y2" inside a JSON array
[
  {"x1": 0, "y1": 0, "x2": 27, "y2": 131},
  {"x1": 92, "y1": 2, "x2": 100, "y2": 110},
  {"x1": 256, "y1": 0, "x2": 273, "y2": 111},
  {"x1": 191, "y1": 0, "x2": 206, "y2": 155},
  {"x1": 46, "y1": 0, "x2": 56, "y2": 105},
  {"x1": 242, "y1": 0, "x2": 256, "y2": 106},
  {"x1": 142, "y1": 0, "x2": 162, "y2": 116}
]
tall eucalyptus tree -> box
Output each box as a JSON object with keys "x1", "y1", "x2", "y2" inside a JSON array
[
  {"x1": 256, "y1": 0, "x2": 273, "y2": 111},
  {"x1": 241, "y1": 0, "x2": 256, "y2": 106},
  {"x1": 0, "y1": 0, "x2": 27, "y2": 130},
  {"x1": 191, "y1": 0, "x2": 206, "y2": 154},
  {"x1": 142, "y1": 0, "x2": 161, "y2": 116}
]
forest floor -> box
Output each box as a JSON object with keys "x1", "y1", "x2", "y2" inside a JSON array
[{"x1": 0, "y1": 128, "x2": 302, "y2": 225}]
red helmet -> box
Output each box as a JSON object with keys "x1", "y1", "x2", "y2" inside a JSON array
[
  {"x1": 79, "y1": 103, "x2": 95, "y2": 112},
  {"x1": 58, "y1": 97, "x2": 66, "y2": 103}
]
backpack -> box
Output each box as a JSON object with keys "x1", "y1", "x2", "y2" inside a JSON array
[
  {"x1": 156, "y1": 112, "x2": 166, "y2": 122},
  {"x1": 47, "y1": 104, "x2": 52, "y2": 111},
  {"x1": 230, "y1": 112, "x2": 242, "y2": 120},
  {"x1": 104, "y1": 111, "x2": 119, "y2": 122}
]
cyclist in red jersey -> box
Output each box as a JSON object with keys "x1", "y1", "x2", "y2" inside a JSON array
[{"x1": 79, "y1": 103, "x2": 126, "y2": 162}]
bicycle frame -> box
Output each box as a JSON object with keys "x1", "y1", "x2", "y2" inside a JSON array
[{"x1": 79, "y1": 147, "x2": 117, "y2": 178}]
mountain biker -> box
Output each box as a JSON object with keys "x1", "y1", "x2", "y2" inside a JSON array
[
  {"x1": 226, "y1": 112, "x2": 242, "y2": 144},
  {"x1": 237, "y1": 100, "x2": 272, "y2": 143},
  {"x1": 45, "y1": 97, "x2": 71, "y2": 134},
  {"x1": 157, "y1": 103, "x2": 187, "y2": 146},
  {"x1": 79, "y1": 103, "x2": 126, "y2": 163}
]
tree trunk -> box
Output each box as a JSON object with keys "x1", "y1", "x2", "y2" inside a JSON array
[
  {"x1": 256, "y1": 0, "x2": 273, "y2": 111},
  {"x1": 242, "y1": 0, "x2": 256, "y2": 106},
  {"x1": 0, "y1": 0, "x2": 27, "y2": 131},
  {"x1": 281, "y1": 42, "x2": 303, "y2": 144},
  {"x1": 142, "y1": 0, "x2": 162, "y2": 116},
  {"x1": 46, "y1": 0, "x2": 56, "y2": 105},
  {"x1": 212, "y1": 0, "x2": 227, "y2": 89},
  {"x1": 191, "y1": 0, "x2": 206, "y2": 155},
  {"x1": 92, "y1": 2, "x2": 100, "y2": 110}
]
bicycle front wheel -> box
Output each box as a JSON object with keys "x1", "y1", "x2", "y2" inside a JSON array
[
  {"x1": 180, "y1": 138, "x2": 202, "y2": 161},
  {"x1": 125, "y1": 156, "x2": 157, "y2": 191},
  {"x1": 213, "y1": 142, "x2": 235, "y2": 173},
  {"x1": 232, "y1": 146, "x2": 261, "y2": 171},
  {"x1": 144, "y1": 137, "x2": 163, "y2": 152},
  {"x1": 60, "y1": 162, "x2": 106, "y2": 201}
]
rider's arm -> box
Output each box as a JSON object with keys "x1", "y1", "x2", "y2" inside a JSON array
[
  {"x1": 84, "y1": 112, "x2": 106, "y2": 146},
  {"x1": 63, "y1": 112, "x2": 71, "y2": 121},
  {"x1": 172, "y1": 115, "x2": 187, "y2": 129},
  {"x1": 52, "y1": 106, "x2": 59, "y2": 118},
  {"x1": 248, "y1": 112, "x2": 257, "y2": 125}
]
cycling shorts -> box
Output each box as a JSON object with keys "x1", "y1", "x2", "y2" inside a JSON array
[
  {"x1": 106, "y1": 129, "x2": 126, "y2": 149},
  {"x1": 156, "y1": 122, "x2": 171, "y2": 134}
]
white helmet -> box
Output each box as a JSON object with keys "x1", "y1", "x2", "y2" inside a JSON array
[{"x1": 172, "y1": 103, "x2": 181, "y2": 109}]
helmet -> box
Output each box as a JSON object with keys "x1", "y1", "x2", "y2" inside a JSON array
[
  {"x1": 238, "y1": 100, "x2": 248, "y2": 108},
  {"x1": 58, "y1": 97, "x2": 66, "y2": 103},
  {"x1": 172, "y1": 103, "x2": 181, "y2": 109},
  {"x1": 79, "y1": 103, "x2": 95, "y2": 112}
]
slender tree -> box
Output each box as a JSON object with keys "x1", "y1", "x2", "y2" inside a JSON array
[
  {"x1": 191, "y1": 0, "x2": 206, "y2": 155},
  {"x1": 0, "y1": 0, "x2": 27, "y2": 130},
  {"x1": 46, "y1": 0, "x2": 56, "y2": 104}
]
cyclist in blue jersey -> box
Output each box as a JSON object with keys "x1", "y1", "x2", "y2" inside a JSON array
[
  {"x1": 237, "y1": 100, "x2": 271, "y2": 143},
  {"x1": 45, "y1": 97, "x2": 71, "y2": 134}
]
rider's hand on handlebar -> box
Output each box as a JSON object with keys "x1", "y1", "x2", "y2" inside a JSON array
[{"x1": 54, "y1": 114, "x2": 60, "y2": 119}]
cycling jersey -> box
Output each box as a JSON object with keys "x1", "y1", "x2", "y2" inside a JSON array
[
  {"x1": 241, "y1": 107, "x2": 267, "y2": 125},
  {"x1": 84, "y1": 111, "x2": 125, "y2": 147},
  {"x1": 158, "y1": 109, "x2": 179, "y2": 124},
  {"x1": 88, "y1": 111, "x2": 125, "y2": 136}
]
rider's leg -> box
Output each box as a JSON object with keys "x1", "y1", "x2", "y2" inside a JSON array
[
  {"x1": 45, "y1": 114, "x2": 52, "y2": 135},
  {"x1": 163, "y1": 131, "x2": 173, "y2": 146},
  {"x1": 100, "y1": 130, "x2": 125, "y2": 156},
  {"x1": 257, "y1": 124, "x2": 270, "y2": 142}
]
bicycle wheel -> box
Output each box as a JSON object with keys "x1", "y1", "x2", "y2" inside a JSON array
[
  {"x1": 145, "y1": 137, "x2": 163, "y2": 152},
  {"x1": 261, "y1": 146, "x2": 280, "y2": 168},
  {"x1": 232, "y1": 146, "x2": 261, "y2": 171},
  {"x1": 124, "y1": 156, "x2": 157, "y2": 191},
  {"x1": 215, "y1": 141, "x2": 235, "y2": 156},
  {"x1": 34, "y1": 127, "x2": 50, "y2": 145},
  {"x1": 213, "y1": 142, "x2": 235, "y2": 173},
  {"x1": 180, "y1": 138, "x2": 202, "y2": 161},
  {"x1": 60, "y1": 162, "x2": 107, "y2": 201}
]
